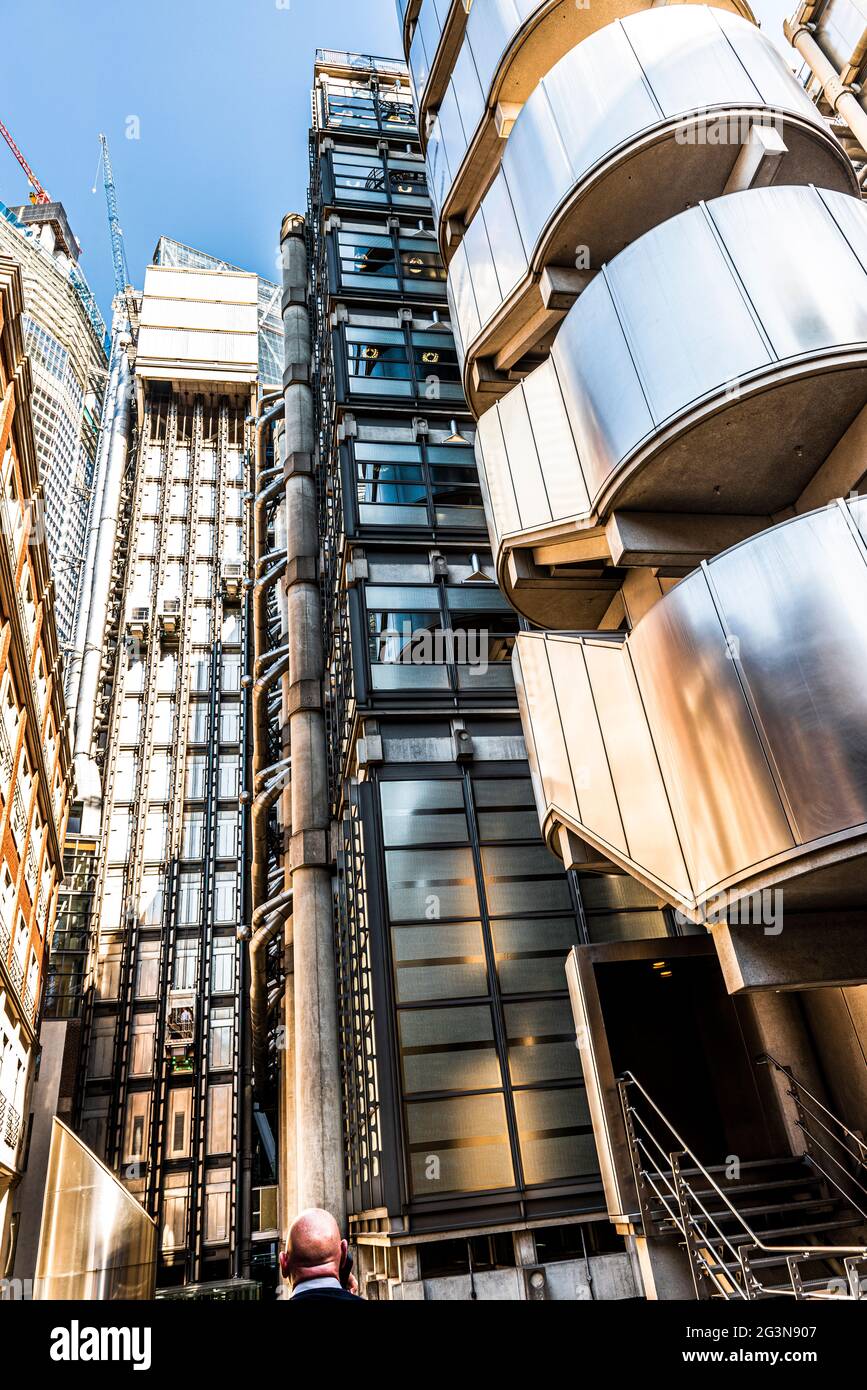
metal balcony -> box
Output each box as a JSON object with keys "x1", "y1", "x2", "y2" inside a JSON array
[
  {"x1": 514, "y1": 497, "x2": 867, "y2": 924},
  {"x1": 475, "y1": 184, "x2": 867, "y2": 626},
  {"x1": 421, "y1": 0, "x2": 756, "y2": 244},
  {"x1": 449, "y1": 7, "x2": 857, "y2": 412}
]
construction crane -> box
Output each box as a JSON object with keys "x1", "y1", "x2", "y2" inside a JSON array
[
  {"x1": 0, "y1": 115, "x2": 51, "y2": 204},
  {"x1": 94, "y1": 133, "x2": 131, "y2": 300}
]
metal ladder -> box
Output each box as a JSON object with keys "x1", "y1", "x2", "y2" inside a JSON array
[{"x1": 619, "y1": 1068, "x2": 867, "y2": 1300}]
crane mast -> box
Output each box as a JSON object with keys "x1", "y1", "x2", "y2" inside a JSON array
[{"x1": 96, "y1": 132, "x2": 131, "y2": 299}]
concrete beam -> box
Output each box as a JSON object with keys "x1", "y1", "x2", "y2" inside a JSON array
[
  {"x1": 605, "y1": 510, "x2": 770, "y2": 569},
  {"x1": 723, "y1": 123, "x2": 788, "y2": 195},
  {"x1": 712, "y1": 913, "x2": 867, "y2": 993}
]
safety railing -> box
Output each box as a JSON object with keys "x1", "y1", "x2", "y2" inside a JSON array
[
  {"x1": 758, "y1": 1053, "x2": 867, "y2": 1225},
  {"x1": 619, "y1": 1070, "x2": 867, "y2": 1301}
]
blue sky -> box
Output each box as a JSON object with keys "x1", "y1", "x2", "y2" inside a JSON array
[
  {"x1": 1, "y1": 0, "x2": 402, "y2": 317},
  {"x1": 1, "y1": 0, "x2": 792, "y2": 322}
]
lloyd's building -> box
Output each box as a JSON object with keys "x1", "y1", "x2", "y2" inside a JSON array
[{"x1": 397, "y1": 0, "x2": 867, "y2": 1299}]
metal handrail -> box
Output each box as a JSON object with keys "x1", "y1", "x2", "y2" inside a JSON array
[
  {"x1": 758, "y1": 1053, "x2": 867, "y2": 1162},
  {"x1": 620, "y1": 1071, "x2": 867, "y2": 1260}
]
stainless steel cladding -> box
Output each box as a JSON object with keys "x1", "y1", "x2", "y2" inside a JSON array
[
  {"x1": 475, "y1": 186, "x2": 867, "y2": 621},
  {"x1": 448, "y1": 7, "x2": 856, "y2": 400},
  {"x1": 515, "y1": 499, "x2": 867, "y2": 921},
  {"x1": 406, "y1": 0, "x2": 756, "y2": 233}
]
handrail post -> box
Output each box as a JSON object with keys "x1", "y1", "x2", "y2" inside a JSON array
[
  {"x1": 670, "y1": 1150, "x2": 707, "y2": 1301},
  {"x1": 617, "y1": 1075, "x2": 659, "y2": 1238}
]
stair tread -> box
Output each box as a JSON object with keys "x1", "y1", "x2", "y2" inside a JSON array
[
  {"x1": 678, "y1": 1157, "x2": 809, "y2": 1178},
  {"x1": 724, "y1": 1216, "x2": 866, "y2": 1243},
  {"x1": 701, "y1": 1198, "x2": 839, "y2": 1221},
  {"x1": 687, "y1": 1176, "x2": 824, "y2": 1199}
]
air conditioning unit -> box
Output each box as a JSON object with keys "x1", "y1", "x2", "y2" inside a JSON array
[
  {"x1": 158, "y1": 597, "x2": 182, "y2": 641},
  {"x1": 126, "y1": 605, "x2": 150, "y2": 644},
  {"x1": 221, "y1": 562, "x2": 244, "y2": 600}
]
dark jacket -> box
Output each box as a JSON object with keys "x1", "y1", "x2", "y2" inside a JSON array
[{"x1": 289, "y1": 1286, "x2": 363, "y2": 1303}]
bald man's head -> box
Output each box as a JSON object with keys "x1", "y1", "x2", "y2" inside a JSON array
[{"x1": 281, "y1": 1208, "x2": 346, "y2": 1287}]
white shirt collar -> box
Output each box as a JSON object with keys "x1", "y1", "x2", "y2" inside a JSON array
[{"x1": 291, "y1": 1275, "x2": 343, "y2": 1297}]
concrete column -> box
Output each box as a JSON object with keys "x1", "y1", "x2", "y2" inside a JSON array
[{"x1": 280, "y1": 213, "x2": 344, "y2": 1228}]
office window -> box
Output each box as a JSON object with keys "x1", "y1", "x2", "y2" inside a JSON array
[
  {"x1": 221, "y1": 612, "x2": 241, "y2": 646},
  {"x1": 337, "y1": 224, "x2": 399, "y2": 291},
  {"x1": 143, "y1": 809, "x2": 167, "y2": 861},
  {"x1": 119, "y1": 699, "x2": 140, "y2": 746},
  {"x1": 148, "y1": 753, "x2": 170, "y2": 802},
  {"x1": 88, "y1": 1016, "x2": 115, "y2": 1079},
  {"x1": 167, "y1": 1087, "x2": 192, "y2": 1159},
  {"x1": 213, "y1": 870, "x2": 237, "y2": 924},
  {"x1": 173, "y1": 937, "x2": 198, "y2": 990},
  {"x1": 107, "y1": 810, "x2": 131, "y2": 865},
  {"x1": 219, "y1": 701, "x2": 240, "y2": 744},
  {"x1": 209, "y1": 1005, "x2": 234, "y2": 1069},
  {"x1": 204, "y1": 1168, "x2": 232, "y2": 1245},
  {"x1": 188, "y1": 700, "x2": 209, "y2": 743},
  {"x1": 182, "y1": 809, "x2": 205, "y2": 860},
  {"x1": 221, "y1": 653, "x2": 241, "y2": 692},
  {"x1": 217, "y1": 756, "x2": 240, "y2": 799},
  {"x1": 96, "y1": 941, "x2": 123, "y2": 1000},
  {"x1": 206, "y1": 1083, "x2": 232, "y2": 1155},
  {"x1": 211, "y1": 937, "x2": 235, "y2": 995},
  {"x1": 130, "y1": 1014, "x2": 156, "y2": 1077},
  {"x1": 189, "y1": 607, "x2": 211, "y2": 643},
  {"x1": 135, "y1": 939, "x2": 161, "y2": 999},
  {"x1": 177, "y1": 871, "x2": 202, "y2": 926},
  {"x1": 139, "y1": 873, "x2": 164, "y2": 927},
  {"x1": 346, "y1": 326, "x2": 412, "y2": 396},
  {"x1": 113, "y1": 753, "x2": 136, "y2": 803},
  {"x1": 186, "y1": 755, "x2": 207, "y2": 799},
  {"x1": 152, "y1": 699, "x2": 174, "y2": 744},
  {"x1": 215, "y1": 811, "x2": 237, "y2": 859},
  {"x1": 157, "y1": 652, "x2": 177, "y2": 694},
  {"x1": 190, "y1": 653, "x2": 211, "y2": 692},
  {"x1": 123, "y1": 1092, "x2": 151, "y2": 1166},
  {"x1": 161, "y1": 1173, "x2": 189, "y2": 1253}
]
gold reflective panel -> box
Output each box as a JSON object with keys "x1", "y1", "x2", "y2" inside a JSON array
[{"x1": 34, "y1": 1118, "x2": 157, "y2": 1300}]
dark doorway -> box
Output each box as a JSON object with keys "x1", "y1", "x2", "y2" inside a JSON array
[{"x1": 595, "y1": 952, "x2": 774, "y2": 1165}]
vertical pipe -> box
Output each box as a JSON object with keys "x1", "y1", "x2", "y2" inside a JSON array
[{"x1": 280, "y1": 212, "x2": 344, "y2": 1229}]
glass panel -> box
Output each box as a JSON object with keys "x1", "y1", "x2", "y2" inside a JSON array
[
  {"x1": 504, "y1": 999, "x2": 581, "y2": 1086},
  {"x1": 399, "y1": 1005, "x2": 501, "y2": 1094},
  {"x1": 385, "y1": 847, "x2": 480, "y2": 922},
  {"x1": 513, "y1": 1087, "x2": 597, "y2": 1186},
  {"x1": 380, "y1": 780, "x2": 467, "y2": 846},
  {"x1": 481, "y1": 844, "x2": 572, "y2": 916},
  {"x1": 492, "y1": 917, "x2": 579, "y2": 995},
  {"x1": 405, "y1": 1092, "x2": 514, "y2": 1195},
  {"x1": 392, "y1": 921, "x2": 488, "y2": 1003},
  {"x1": 474, "y1": 776, "x2": 541, "y2": 841}
]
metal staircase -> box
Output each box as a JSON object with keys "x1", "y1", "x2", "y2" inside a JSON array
[{"x1": 619, "y1": 1064, "x2": 867, "y2": 1300}]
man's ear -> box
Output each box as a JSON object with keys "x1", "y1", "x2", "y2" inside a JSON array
[
  {"x1": 279, "y1": 1251, "x2": 290, "y2": 1278},
  {"x1": 339, "y1": 1238, "x2": 348, "y2": 1266}
]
